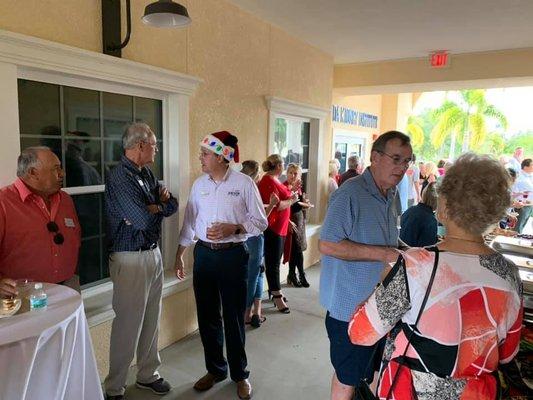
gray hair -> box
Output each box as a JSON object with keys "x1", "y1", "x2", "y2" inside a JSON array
[
  {"x1": 122, "y1": 122, "x2": 153, "y2": 150},
  {"x1": 347, "y1": 155, "x2": 359, "y2": 170},
  {"x1": 371, "y1": 130, "x2": 411, "y2": 153},
  {"x1": 17, "y1": 146, "x2": 50, "y2": 177}
]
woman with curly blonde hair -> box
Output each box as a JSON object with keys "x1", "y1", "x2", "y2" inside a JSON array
[{"x1": 349, "y1": 153, "x2": 523, "y2": 399}]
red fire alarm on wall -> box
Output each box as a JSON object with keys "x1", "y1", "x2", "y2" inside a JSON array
[{"x1": 430, "y1": 51, "x2": 449, "y2": 68}]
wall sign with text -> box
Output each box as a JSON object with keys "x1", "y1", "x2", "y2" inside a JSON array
[{"x1": 332, "y1": 105, "x2": 378, "y2": 129}]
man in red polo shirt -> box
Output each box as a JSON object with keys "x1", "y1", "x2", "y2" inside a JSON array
[{"x1": 0, "y1": 146, "x2": 81, "y2": 297}]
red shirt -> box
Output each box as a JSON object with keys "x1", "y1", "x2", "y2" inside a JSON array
[
  {"x1": 0, "y1": 179, "x2": 81, "y2": 283},
  {"x1": 258, "y1": 174, "x2": 292, "y2": 236}
]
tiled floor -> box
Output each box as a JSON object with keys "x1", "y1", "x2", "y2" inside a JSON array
[{"x1": 121, "y1": 263, "x2": 331, "y2": 400}]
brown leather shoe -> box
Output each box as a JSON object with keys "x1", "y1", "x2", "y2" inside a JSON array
[
  {"x1": 193, "y1": 372, "x2": 226, "y2": 391},
  {"x1": 237, "y1": 379, "x2": 252, "y2": 399}
]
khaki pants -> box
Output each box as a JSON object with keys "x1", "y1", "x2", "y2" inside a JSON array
[{"x1": 104, "y1": 248, "x2": 163, "y2": 396}]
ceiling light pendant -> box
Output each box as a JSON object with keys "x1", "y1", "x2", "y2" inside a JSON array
[{"x1": 142, "y1": 0, "x2": 191, "y2": 28}]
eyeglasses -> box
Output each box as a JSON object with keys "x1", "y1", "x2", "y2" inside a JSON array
[
  {"x1": 377, "y1": 151, "x2": 412, "y2": 166},
  {"x1": 142, "y1": 141, "x2": 158, "y2": 150},
  {"x1": 47, "y1": 221, "x2": 64, "y2": 245}
]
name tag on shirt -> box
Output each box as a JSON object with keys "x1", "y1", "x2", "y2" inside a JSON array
[
  {"x1": 200, "y1": 191, "x2": 209, "y2": 196},
  {"x1": 64, "y1": 218, "x2": 76, "y2": 228}
]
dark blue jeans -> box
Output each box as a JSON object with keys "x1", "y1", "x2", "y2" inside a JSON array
[{"x1": 193, "y1": 243, "x2": 250, "y2": 381}]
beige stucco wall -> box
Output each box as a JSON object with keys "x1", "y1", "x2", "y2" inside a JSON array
[
  {"x1": 333, "y1": 47, "x2": 533, "y2": 94},
  {"x1": 0, "y1": 0, "x2": 332, "y2": 378}
]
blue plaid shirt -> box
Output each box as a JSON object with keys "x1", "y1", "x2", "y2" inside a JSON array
[
  {"x1": 105, "y1": 156, "x2": 178, "y2": 252},
  {"x1": 319, "y1": 168, "x2": 400, "y2": 322}
]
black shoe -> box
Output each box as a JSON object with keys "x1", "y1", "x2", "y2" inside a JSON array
[
  {"x1": 136, "y1": 377, "x2": 172, "y2": 395},
  {"x1": 272, "y1": 294, "x2": 290, "y2": 313},
  {"x1": 299, "y1": 273, "x2": 310, "y2": 288},
  {"x1": 250, "y1": 314, "x2": 266, "y2": 328},
  {"x1": 287, "y1": 273, "x2": 302, "y2": 287},
  {"x1": 105, "y1": 395, "x2": 124, "y2": 400}
]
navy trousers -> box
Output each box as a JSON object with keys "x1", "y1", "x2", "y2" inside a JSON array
[{"x1": 193, "y1": 243, "x2": 250, "y2": 381}]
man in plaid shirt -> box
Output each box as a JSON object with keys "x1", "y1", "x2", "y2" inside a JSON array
[{"x1": 104, "y1": 123, "x2": 177, "y2": 400}]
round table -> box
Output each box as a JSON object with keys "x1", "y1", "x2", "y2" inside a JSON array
[{"x1": 0, "y1": 283, "x2": 103, "y2": 400}]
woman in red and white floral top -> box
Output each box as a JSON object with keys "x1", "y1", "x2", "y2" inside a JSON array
[{"x1": 349, "y1": 153, "x2": 523, "y2": 400}]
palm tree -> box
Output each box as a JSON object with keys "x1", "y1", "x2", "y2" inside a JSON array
[
  {"x1": 430, "y1": 90, "x2": 507, "y2": 160},
  {"x1": 406, "y1": 115, "x2": 425, "y2": 148}
]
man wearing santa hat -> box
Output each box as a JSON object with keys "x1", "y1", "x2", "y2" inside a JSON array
[{"x1": 175, "y1": 131, "x2": 268, "y2": 399}]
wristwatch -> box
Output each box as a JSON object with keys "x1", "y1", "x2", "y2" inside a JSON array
[{"x1": 157, "y1": 204, "x2": 163, "y2": 213}]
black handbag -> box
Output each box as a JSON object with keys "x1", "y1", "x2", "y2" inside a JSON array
[{"x1": 355, "y1": 248, "x2": 439, "y2": 400}]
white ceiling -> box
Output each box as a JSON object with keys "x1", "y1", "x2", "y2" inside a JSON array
[{"x1": 228, "y1": 0, "x2": 533, "y2": 64}]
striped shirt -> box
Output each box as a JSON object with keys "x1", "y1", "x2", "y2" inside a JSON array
[
  {"x1": 105, "y1": 156, "x2": 178, "y2": 252},
  {"x1": 179, "y1": 167, "x2": 268, "y2": 246},
  {"x1": 319, "y1": 168, "x2": 400, "y2": 322}
]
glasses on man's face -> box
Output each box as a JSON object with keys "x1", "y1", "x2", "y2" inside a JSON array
[
  {"x1": 47, "y1": 221, "x2": 64, "y2": 245},
  {"x1": 142, "y1": 141, "x2": 158, "y2": 151},
  {"x1": 377, "y1": 151, "x2": 412, "y2": 166}
]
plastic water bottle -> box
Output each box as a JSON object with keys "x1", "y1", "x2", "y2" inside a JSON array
[{"x1": 29, "y1": 283, "x2": 48, "y2": 309}]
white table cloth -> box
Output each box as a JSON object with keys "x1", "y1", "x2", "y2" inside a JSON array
[{"x1": 0, "y1": 284, "x2": 103, "y2": 400}]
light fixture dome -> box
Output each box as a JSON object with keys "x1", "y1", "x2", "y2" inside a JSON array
[{"x1": 142, "y1": 0, "x2": 191, "y2": 28}]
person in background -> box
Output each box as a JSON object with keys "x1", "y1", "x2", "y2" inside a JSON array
[
  {"x1": 328, "y1": 160, "x2": 339, "y2": 197},
  {"x1": 284, "y1": 163, "x2": 312, "y2": 288},
  {"x1": 258, "y1": 154, "x2": 297, "y2": 314},
  {"x1": 397, "y1": 173, "x2": 410, "y2": 214},
  {"x1": 0, "y1": 147, "x2": 81, "y2": 295},
  {"x1": 339, "y1": 155, "x2": 360, "y2": 186},
  {"x1": 349, "y1": 153, "x2": 522, "y2": 399},
  {"x1": 421, "y1": 161, "x2": 438, "y2": 195},
  {"x1": 175, "y1": 131, "x2": 267, "y2": 400},
  {"x1": 406, "y1": 154, "x2": 420, "y2": 207},
  {"x1": 399, "y1": 182, "x2": 438, "y2": 247},
  {"x1": 508, "y1": 147, "x2": 524, "y2": 173},
  {"x1": 104, "y1": 123, "x2": 178, "y2": 400},
  {"x1": 513, "y1": 158, "x2": 532, "y2": 233},
  {"x1": 319, "y1": 131, "x2": 412, "y2": 400},
  {"x1": 437, "y1": 159, "x2": 446, "y2": 176},
  {"x1": 240, "y1": 160, "x2": 279, "y2": 328}
]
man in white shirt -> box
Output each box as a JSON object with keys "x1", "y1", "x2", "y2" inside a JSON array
[
  {"x1": 508, "y1": 147, "x2": 524, "y2": 174},
  {"x1": 513, "y1": 158, "x2": 533, "y2": 233},
  {"x1": 174, "y1": 131, "x2": 268, "y2": 400}
]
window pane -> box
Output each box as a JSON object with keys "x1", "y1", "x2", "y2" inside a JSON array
[
  {"x1": 103, "y1": 93, "x2": 132, "y2": 138},
  {"x1": 20, "y1": 137, "x2": 62, "y2": 161},
  {"x1": 103, "y1": 139, "x2": 123, "y2": 178},
  {"x1": 18, "y1": 80, "x2": 60, "y2": 136},
  {"x1": 65, "y1": 138, "x2": 102, "y2": 187},
  {"x1": 153, "y1": 140, "x2": 163, "y2": 180},
  {"x1": 301, "y1": 122, "x2": 310, "y2": 146},
  {"x1": 72, "y1": 192, "x2": 108, "y2": 286},
  {"x1": 64, "y1": 87, "x2": 100, "y2": 137},
  {"x1": 274, "y1": 118, "x2": 287, "y2": 156},
  {"x1": 136, "y1": 97, "x2": 163, "y2": 140}
]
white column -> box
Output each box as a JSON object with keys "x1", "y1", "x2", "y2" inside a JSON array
[{"x1": 0, "y1": 62, "x2": 20, "y2": 186}]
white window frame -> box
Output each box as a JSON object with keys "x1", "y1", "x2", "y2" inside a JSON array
[
  {"x1": 265, "y1": 96, "x2": 328, "y2": 224},
  {"x1": 0, "y1": 29, "x2": 201, "y2": 325}
]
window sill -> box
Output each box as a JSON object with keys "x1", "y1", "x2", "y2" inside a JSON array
[
  {"x1": 82, "y1": 270, "x2": 192, "y2": 328},
  {"x1": 82, "y1": 225, "x2": 321, "y2": 328}
]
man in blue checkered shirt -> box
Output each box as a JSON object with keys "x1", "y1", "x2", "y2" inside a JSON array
[
  {"x1": 104, "y1": 123, "x2": 178, "y2": 400},
  {"x1": 319, "y1": 131, "x2": 412, "y2": 400}
]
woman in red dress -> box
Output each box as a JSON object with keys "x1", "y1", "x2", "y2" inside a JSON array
[{"x1": 258, "y1": 154, "x2": 297, "y2": 313}]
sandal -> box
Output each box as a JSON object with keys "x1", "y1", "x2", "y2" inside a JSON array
[
  {"x1": 250, "y1": 314, "x2": 266, "y2": 328},
  {"x1": 272, "y1": 294, "x2": 290, "y2": 314}
]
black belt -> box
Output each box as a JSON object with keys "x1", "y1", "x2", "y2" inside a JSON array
[
  {"x1": 197, "y1": 239, "x2": 243, "y2": 250},
  {"x1": 139, "y1": 243, "x2": 158, "y2": 251}
]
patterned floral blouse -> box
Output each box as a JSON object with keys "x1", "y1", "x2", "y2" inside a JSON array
[{"x1": 348, "y1": 249, "x2": 523, "y2": 400}]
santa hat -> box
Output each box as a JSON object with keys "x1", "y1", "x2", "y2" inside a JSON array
[{"x1": 200, "y1": 131, "x2": 240, "y2": 162}]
